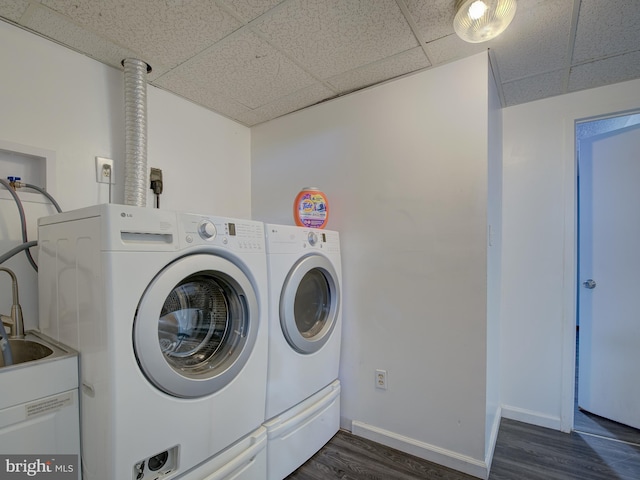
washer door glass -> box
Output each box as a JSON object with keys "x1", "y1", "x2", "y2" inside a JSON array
[
  {"x1": 134, "y1": 254, "x2": 259, "y2": 398},
  {"x1": 280, "y1": 254, "x2": 340, "y2": 354}
]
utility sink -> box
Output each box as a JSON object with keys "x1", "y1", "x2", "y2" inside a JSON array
[
  {"x1": 0, "y1": 338, "x2": 54, "y2": 367},
  {"x1": 0, "y1": 331, "x2": 78, "y2": 411},
  {"x1": 0, "y1": 331, "x2": 80, "y2": 463}
]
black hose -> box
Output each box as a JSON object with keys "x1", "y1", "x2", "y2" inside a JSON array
[{"x1": 0, "y1": 179, "x2": 38, "y2": 271}]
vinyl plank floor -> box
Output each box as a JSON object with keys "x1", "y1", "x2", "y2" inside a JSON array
[
  {"x1": 491, "y1": 419, "x2": 640, "y2": 480},
  {"x1": 287, "y1": 418, "x2": 640, "y2": 480},
  {"x1": 574, "y1": 407, "x2": 640, "y2": 446},
  {"x1": 287, "y1": 429, "x2": 475, "y2": 480}
]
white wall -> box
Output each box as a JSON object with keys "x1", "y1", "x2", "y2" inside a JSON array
[
  {"x1": 500, "y1": 77, "x2": 640, "y2": 431},
  {"x1": 485, "y1": 62, "x2": 502, "y2": 463},
  {"x1": 147, "y1": 88, "x2": 251, "y2": 215},
  {"x1": 252, "y1": 53, "x2": 493, "y2": 478},
  {"x1": 0, "y1": 21, "x2": 250, "y2": 331}
]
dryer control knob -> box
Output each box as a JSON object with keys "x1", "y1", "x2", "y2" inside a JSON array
[
  {"x1": 307, "y1": 231, "x2": 318, "y2": 246},
  {"x1": 198, "y1": 220, "x2": 217, "y2": 240}
]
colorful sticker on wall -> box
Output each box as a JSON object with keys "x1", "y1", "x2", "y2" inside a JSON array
[{"x1": 294, "y1": 187, "x2": 329, "y2": 229}]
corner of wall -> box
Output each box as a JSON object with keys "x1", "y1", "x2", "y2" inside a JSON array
[{"x1": 484, "y1": 405, "x2": 502, "y2": 478}]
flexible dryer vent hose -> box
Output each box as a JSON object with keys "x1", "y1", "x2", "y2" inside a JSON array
[{"x1": 123, "y1": 58, "x2": 150, "y2": 207}]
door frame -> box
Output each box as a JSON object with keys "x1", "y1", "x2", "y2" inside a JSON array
[{"x1": 560, "y1": 109, "x2": 640, "y2": 432}]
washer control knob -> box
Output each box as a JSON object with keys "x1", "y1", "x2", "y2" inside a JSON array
[
  {"x1": 198, "y1": 220, "x2": 217, "y2": 240},
  {"x1": 308, "y1": 231, "x2": 318, "y2": 246}
]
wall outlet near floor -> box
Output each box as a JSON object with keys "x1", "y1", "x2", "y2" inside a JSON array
[{"x1": 375, "y1": 369, "x2": 387, "y2": 390}]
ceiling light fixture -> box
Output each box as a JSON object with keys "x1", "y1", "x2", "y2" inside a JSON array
[{"x1": 454, "y1": 0, "x2": 517, "y2": 43}]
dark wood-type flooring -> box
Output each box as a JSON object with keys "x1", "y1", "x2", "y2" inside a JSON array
[
  {"x1": 289, "y1": 329, "x2": 640, "y2": 479},
  {"x1": 286, "y1": 418, "x2": 640, "y2": 480}
]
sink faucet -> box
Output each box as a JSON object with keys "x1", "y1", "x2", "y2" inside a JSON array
[{"x1": 0, "y1": 267, "x2": 25, "y2": 340}]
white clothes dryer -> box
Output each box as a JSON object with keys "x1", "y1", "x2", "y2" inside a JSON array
[
  {"x1": 38, "y1": 204, "x2": 268, "y2": 480},
  {"x1": 263, "y1": 224, "x2": 342, "y2": 480}
]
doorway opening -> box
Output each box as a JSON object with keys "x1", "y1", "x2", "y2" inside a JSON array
[{"x1": 574, "y1": 112, "x2": 640, "y2": 445}]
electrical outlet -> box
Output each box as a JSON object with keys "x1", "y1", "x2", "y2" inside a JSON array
[
  {"x1": 96, "y1": 157, "x2": 114, "y2": 184},
  {"x1": 375, "y1": 369, "x2": 387, "y2": 390}
]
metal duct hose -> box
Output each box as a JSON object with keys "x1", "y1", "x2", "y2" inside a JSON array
[{"x1": 123, "y1": 58, "x2": 149, "y2": 207}]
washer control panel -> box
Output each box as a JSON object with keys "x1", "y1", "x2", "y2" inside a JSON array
[
  {"x1": 179, "y1": 214, "x2": 265, "y2": 252},
  {"x1": 198, "y1": 220, "x2": 217, "y2": 240}
]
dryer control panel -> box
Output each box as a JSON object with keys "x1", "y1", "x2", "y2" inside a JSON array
[
  {"x1": 178, "y1": 213, "x2": 265, "y2": 252},
  {"x1": 266, "y1": 224, "x2": 340, "y2": 255}
]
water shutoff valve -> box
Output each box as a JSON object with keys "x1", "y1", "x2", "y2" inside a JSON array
[{"x1": 7, "y1": 176, "x2": 23, "y2": 189}]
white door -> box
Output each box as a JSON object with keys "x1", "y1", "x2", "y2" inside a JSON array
[{"x1": 578, "y1": 123, "x2": 640, "y2": 429}]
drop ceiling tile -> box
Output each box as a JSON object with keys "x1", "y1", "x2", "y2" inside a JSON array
[
  {"x1": 227, "y1": 109, "x2": 264, "y2": 127},
  {"x1": 155, "y1": 28, "x2": 317, "y2": 110},
  {"x1": 502, "y1": 69, "x2": 566, "y2": 106},
  {"x1": 327, "y1": 46, "x2": 429, "y2": 94},
  {"x1": 217, "y1": 0, "x2": 285, "y2": 23},
  {"x1": 234, "y1": 83, "x2": 335, "y2": 126},
  {"x1": 424, "y1": 34, "x2": 487, "y2": 66},
  {"x1": 20, "y1": 4, "x2": 175, "y2": 79},
  {"x1": 40, "y1": 0, "x2": 242, "y2": 69},
  {"x1": 568, "y1": 50, "x2": 640, "y2": 93},
  {"x1": 153, "y1": 69, "x2": 248, "y2": 119},
  {"x1": 161, "y1": 81, "x2": 253, "y2": 122},
  {"x1": 573, "y1": 0, "x2": 640, "y2": 63},
  {"x1": 0, "y1": 0, "x2": 29, "y2": 22},
  {"x1": 403, "y1": 0, "x2": 455, "y2": 43},
  {"x1": 253, "y1": 0, "x2": 418, "y2": 79},
  {"x1": 488, "y1": 0, "x2": 573, "y2": 82}
]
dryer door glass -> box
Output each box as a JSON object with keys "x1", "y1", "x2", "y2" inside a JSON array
[
  {"x1": 134, "y1": 254, "x2": 259, "y2": 398},
  {"x1": 280, "y1": 254, "x2": 340, "y2": 354},
  {"x1": 294, "y1": 269, "x2": 331, "y2": 338}
]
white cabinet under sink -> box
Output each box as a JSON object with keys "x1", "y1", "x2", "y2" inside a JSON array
[
  {"x1": 0, "y1": 332, "x2": 80, "y2": 477},
  {"x1": 0, "y1": 388, "x2": 80, "y2": 452}
]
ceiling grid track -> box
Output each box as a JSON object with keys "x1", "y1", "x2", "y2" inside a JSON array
[
  {"x1": 394, "y1": 0, "x2": 434, "y2": 67},
  {"x1": 561, "y1": 0, "x2": 583, "y2": 94},
  {"x1": 216, "y1": 0, "x2": 341, "y2": 105}
]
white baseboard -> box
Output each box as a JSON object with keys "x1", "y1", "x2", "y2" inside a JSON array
[
  {"x1": 501, "y1": 405, "x2": 562, "y2": 430},
  {"x1": 351, "y1": 421, "x2": 488, "y2": 479}
]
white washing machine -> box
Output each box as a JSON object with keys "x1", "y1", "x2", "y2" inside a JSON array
[
  {"x1": 37, "y1": 204, "x2": 268, "y2": 480},
  {"x1": 263, "y1": 224, "x2": 342, "y2": 480}
]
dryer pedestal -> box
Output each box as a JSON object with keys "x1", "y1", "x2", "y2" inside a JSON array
[
  {"x1": 264, "y1": 381, "x2": 340, "y2": 480},
  {"x1": 176, "y1": 427, "x2": 267, "y2": 480}
]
